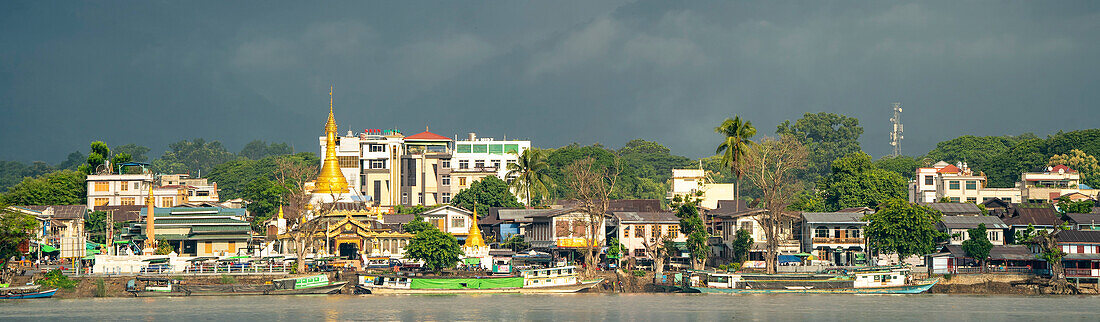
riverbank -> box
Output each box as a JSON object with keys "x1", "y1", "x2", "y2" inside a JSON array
[{"x1": 928, "y1": 273, "x2": 1100, "y2": 295}]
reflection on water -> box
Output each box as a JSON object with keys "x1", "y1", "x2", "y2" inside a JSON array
[{"x1": 2, "y1": 294, "x2": 1100, "y2": 321}]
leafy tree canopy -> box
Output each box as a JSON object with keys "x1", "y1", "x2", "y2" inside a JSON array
[
  {"x1": 873, "y1": 155, "x2": 925, "y2": 180},
  {"x1": 402, "y1": 214, "x2": 436, "y2": 234},
  {"x1": 0, "y1": 170, "x2": 86, "y2": 205},
  {"x1": 1, "y1": 203, "x2": 40, "y2": 269},
  {"x1": 152, "y1": 138, "x2": 238, "y2": 175},
  {"x1": 450, "y1": 176, "x2": 521, "y2": 215},
  {"x1": 403, "y1": 227, "x2": 463, "y2": 272},
  {"x1": 672, "y1": 197, "x2": 708, "y2": 269},
  {"x1": 1049, "y1": 149, "x2": 1100, "y2": 188},
  {"x1": 239, "y1": 140, "x2": 294, "y2": 160},
  {"x1": 776, "y1": 112, "x2": 863, "y2": 183},
  {"x1": 113, "y1": 144, "x2": 151, "y2": 163},
  {"x1": 819, "y1": 152, "x2": 907, "y2": 211},
  {"x1": 961, "y1": 223, "x2": 993, "y2": 264},
  {"x1": 863, "y1": 199, "x2": 947, "y2": 260}
]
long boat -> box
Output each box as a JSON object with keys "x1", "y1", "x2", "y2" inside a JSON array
[
  {"x1": 127, "y1": 274, "x2": 347, "y2": 297},
  {"x1": 689, "y1": 266, "x2": 938, "y2": 294},
  {"x1": 0, "y1": 285, "x2": 57, "y2": 299},
  {"x1": 356, "y1": 266, "x2": 603, "y2": 294}
]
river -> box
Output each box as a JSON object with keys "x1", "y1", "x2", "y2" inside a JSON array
[{"x1": 3, "y1": 294, "x2": 1100, "y2": 321}]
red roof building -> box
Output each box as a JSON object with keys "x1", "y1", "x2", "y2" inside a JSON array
[
  {"x1": 404, "y1": 128, "x2": 452, "y2": 141},
  {"x1": 937, "y1": 164, "x2": 961, "y2": 174},
  {"x1": 1050, "y1": 164, "x2": 1077, "y2": 173}
]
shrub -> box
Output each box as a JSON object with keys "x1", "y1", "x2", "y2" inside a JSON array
[
  {"x1": 36, "y1": 269, "x2": 78, "y2": 290},
  {"x1": 219, "y1": 275, "x2": 237, "y2": 284},
  {"x1": 94, "y1": 278, "x2": 107, "y2": 297},
  {"x1": 632, "y1": 270, "x2": 646, "y2": 277}
]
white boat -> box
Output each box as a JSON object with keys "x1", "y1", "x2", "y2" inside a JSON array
[{"x1": 357, "y1": 266, "x2": 602, "y2": 294}]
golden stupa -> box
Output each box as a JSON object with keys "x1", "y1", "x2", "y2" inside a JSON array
[
  {"x1": 464, "y1": 207, "x2": 486, "y2": 248},
  {"x1": 314, "y1": 86, "x2": 350, "y2": 195}
]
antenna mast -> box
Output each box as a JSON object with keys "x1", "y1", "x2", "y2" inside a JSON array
[{"x1": 889, "y1": 102, "x2": 904, "y2": 157}]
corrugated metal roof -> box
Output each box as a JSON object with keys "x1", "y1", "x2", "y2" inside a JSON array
[
  {"x1": 613, "y1": 211, "x2": 678, "y2": 223},
  {"x1": 801, "y1": 213, "x2": 867, "y2": 224},
  {"x1": 191, "y1": 225, "x2": 251, "y2": 232},
  {"x1": 17, "y1": 205, "x2": 88, "y2": 219},
  {"x1": 497, "y1": 209, "x2": 561, "y2": 221},
  {"x1": 1055, "y1": 230, "x2": 1100, "y2": 243},
  {"x1": 939, "y1": 216, "x2": 1008, "y2": 229}
]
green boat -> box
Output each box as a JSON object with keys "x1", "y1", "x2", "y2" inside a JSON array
[
  {"x1": 689, "y1": 266, "x2": 938, "y2": 294},
  {"x1": 357, "y1": 266, "x2": 603, "y2": 294}
]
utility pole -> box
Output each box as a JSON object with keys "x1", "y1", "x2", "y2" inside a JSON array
[{"x1": 889, "y1": 102, "x2": 904, "y2": 157}]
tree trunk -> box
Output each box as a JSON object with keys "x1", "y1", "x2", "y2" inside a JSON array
[
  {"x1": 654, "y1": 256, "x2": 665, "y2": 285},
  {"x1": 764, "y1": 215, "x2": 778, "y2": 274}
]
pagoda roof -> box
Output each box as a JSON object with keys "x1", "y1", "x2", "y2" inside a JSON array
[{"x1": 405, "y1": 130, "x2": 451, "y2": 141}]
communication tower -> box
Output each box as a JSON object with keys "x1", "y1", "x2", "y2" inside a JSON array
[{"x1": 889, "y1": 102, "x2": 903, "y2": 156}]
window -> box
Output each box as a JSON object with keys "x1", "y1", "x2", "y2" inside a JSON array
[
  {"x1": 458, "y1": 160, "x2": 469, "y2": 169},
  {"x1": 401, "y1": 193, "x2": 409, "y2": 204},
  {"x1": 161, "y1": 197, "x2": 174, "y2": 207},
  {"x1": 120, "y1": 181, "x2": 129, "y2": 191},
  {"x1": 667, "y1": 225, "x2": 680, "y2": 238},
  {"x1": 988, "y1": 230, "x2": 1000, "y2": 242},
  {"x1": 338, "y1": 155, "x2": 358, "y2": 168},
  {"x1": 848, "y1": 226, "x2": 861, "y2": 239},
  {"x1": 624, "y1": 225, "x2": 632, "y2": 238},
  {"x1": 634, "y1": 249, "x2": 646, "y2": 257},
  {"x1": 442, "y1": 159, "x2": 451, "y2": 168},
  {"x1": 815, "y1": 226, "x2": 829, "y2": 238},
  {"x1": 651, "y1": 225, "x2": 660, "y2": 239},
  {"x1": 472, "y1": 145, "x2": 488, "y2": 153},
  {"x1": 949, "y1": 181, "x2": 960, "y2": 190},
  {"x1": 370, "y1": 160, "x2": 385, "y2": 169},
  {"x1": 418, "y1": 193, "x2": 424, "y2": 204},
  {"x1": 459, "y1": 177, "x2": 467, "y2": 186},
  {"x1": 925, "y1": 176, "x2": 934, "y2": 185},
  {"x1": 121, "y1": 197, "x2": 136, "y2": 205},
  {"x1": 493, "y1": 160, "x2": 501, "y2": 169},
  {"x1": 94, "y1": 198, "x2": 109, "y2": 206},
  {"x1": 739, "y1": 221, "x2": 754, "y2": 235},
  {"x1": 452, "y1": 217, "x2": 465, "y2": 228},
  {"x1": 965, "y1": 181, "x2": 977, "y2": 190},
  {"x1": 369, "y1": 144, "x2": 385, "y2": 152},
  {"x1": 475, "y1": 160, "x2": 485, "y2": 168},
  {"x1": 441, "y1": 193, "x2": 451, "y2": 203},
  {"x1": 949, "y1": 197, "x2": 960, "y2": 203},
  {"x1": 966, "y1": 197, "x2": 977, "y2": 203},
  {"x1": 441, "y1": 175, "x2": 451, "y2": 186},
  {"x1": 94, "y1": 181, "x2": 110, "y2": 192},
  {"x1": 1003, "y1": 197, "x2": 1012, "y2": 203}
]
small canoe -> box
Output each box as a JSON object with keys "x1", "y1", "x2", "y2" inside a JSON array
[{"x1": 0, "y1": 289, "x2": 57, "y2": 299}]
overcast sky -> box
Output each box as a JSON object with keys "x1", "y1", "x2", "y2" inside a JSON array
[{"x1": 2, "y1": 1, "x2": 1097, "y2": 163}]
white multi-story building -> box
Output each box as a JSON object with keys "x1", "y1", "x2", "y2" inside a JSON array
[
  {"x1": 87, "y1": 173, "x2": 212, "y2": 210},
  {"x1": 1020, "y1": 165, "x2": 1098, "y2": 202},
  {"x1": 320, "y1": 128, "x2": 532, "y2": 208},
  {"x1": 908, "y1": 161, "x2": 1021, "y2": 204},
  {"x1": 668, "y1": 169, "x2": 733, "y2": 209}
]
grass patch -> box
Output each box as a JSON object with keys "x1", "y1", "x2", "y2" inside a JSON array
[{"x1": 219, "y1": 274, "x2": 238, "y2": 284}]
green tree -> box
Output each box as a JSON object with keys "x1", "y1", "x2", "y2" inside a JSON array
[
  {"x1": 924, "y1": 135, "x2": 1017, "y2": 171},
  {"x1": 403, "y1": 227, "x2": 463, "y2": 273},
  {"x1": 84, "y1": 211, "x2": 109, "y2": 244},
  {"x1": 79, "y1": 141, "x2": 111, "y2": 174},
  {"x1": 1048, "y1": 149, "x2": 1100, "y2": 188},
  {"x1": 506, "y1": 149, "x2": 553, "y2": 206},
  {"x1": 402, "y1": 214, "x2": 435, "y2": 234},
  {"x1": 110, "y1": 153, "x2": 132, "y2": 173},
  {"x1": 961, "y1": 223, "x2": 993, "y2": 273},
  {"x1": 501, "y1": 234, "x2": 530, "y2": 252},
  {"x1": 983, "y1": 138, "x2": 1049, "y2": 188},
  {"x1": 1, "y1": 202, "x2": 39, "y2": 273},
  {"x1": 776, "y1": 112, "x2": 863, "y2": 183},
  {"x1": 672, "y1": 196, "x2": 708, "y2": 270},
  {"x1": 112, "y1": 144, "x2": 151, "y2": 163},
  {"x1": 450, "y1": 176, "x2": 522, "y2": 215},
  {"x1": 152, "y1": 138, "x2": 237, "y2": 175},
  {"x1": 874, "y1": 155, "x2": 924, "y2": 180},
  {"x1": 1046, "y1": 129, "x2": 1100, "y2": 158},
  {"x1": 56, "y1": 151, "x2": 86, "y2": 170},
  {"x1": 863, "y1": 199, "x2": 947, "y2": 261},
  {"x1": 240, "y1": 140, "x2": 294, "y2": 160},
  {"x1": 242, "y1": 178, "x2": 287, "y2": 233},
  {"x1": 1, "y1": 170, "x2": 87, "y2": 205},
  {"x1": 819, "y1": 152, "x2": 908, "y2": 211},
  {"x1": 729, "y1": 228, "x2": 753, "y2": 264},
  {"x1": 715, "y1": 116, "x2": 757, "y2": 204},
  {"x1": 155, "y1": 240, "x2": 175, "y2": 255},
  {"x1": 1057, "y1": 197, "x2": 1093, "y2": 214},
  {"x1": 789, "y1": 190, "x2": 827, "y2": 212},
  {"x1": 0, "y1": 161, "x2": 56, "y2": 192}
]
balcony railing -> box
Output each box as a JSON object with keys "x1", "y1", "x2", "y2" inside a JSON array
[
  {"x1": 812, "y1": 237, "x2": 864, "y2": 244},
  {"x1": 1065, "y1": 268, "x2": 1095, "y2": 277}
]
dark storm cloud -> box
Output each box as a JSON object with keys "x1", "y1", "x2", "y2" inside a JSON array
[{"x1": 2, "y1": 1, "x2": 1097, "y2": 162}]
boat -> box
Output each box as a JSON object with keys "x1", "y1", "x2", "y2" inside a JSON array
[
  {"x1": 127, "y1": 274, "x2": 347, "y2": 297},
  {"x1": 356, "y1": 265, "x2": 603, "y2": 294},
  {"x1": 0, "y1": 285, "x2": 57, "y2": 299},
  {"x1": 689, "y1": 266, "x2": 938, "y2": 294}
]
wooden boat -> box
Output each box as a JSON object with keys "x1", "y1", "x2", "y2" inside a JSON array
[
  {"x1": 689, "y1": 266, "x2": 938, "y2": 294},
  {"x1": 127, "y1": 275, "x2": 347, "y2": 297},
  {"x1": 0, "y1": 285, "x2": 57, "y2": 299},
  {"x1": 357, "y1": 266, "x2": 602, "y2": 294}
]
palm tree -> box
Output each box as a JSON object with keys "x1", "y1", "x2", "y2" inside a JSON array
[
  {"x1": 505, "y1": 148, "x2": 553, "y2": 207},
  {"x1": 715, "y1": 116, "x2": 757, "y2": 209}
]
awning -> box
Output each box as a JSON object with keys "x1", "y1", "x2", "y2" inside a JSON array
[
  {"x1": 778, "y1": 255, "x2": 802, "y2": 264},
  {"x1": 40, "y1": 245, "x2": 58, "y2": 253},
  {"x1": 464, "y1": 258, "x2": 481, "y2": 265}
]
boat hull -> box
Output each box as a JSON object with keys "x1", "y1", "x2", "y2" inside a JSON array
[
  {"x1": 130, "y1": 281, "x2": 347, "y2": 297},
  {"x1": 357, "y1": 279, "x2": 603, "y2": 294},
  {"x1": 0, "y1": 289, "x2": 57, "y2": 299},
  {"x1": 691, "y1": 280, "x2": 937, "y2": 294}
]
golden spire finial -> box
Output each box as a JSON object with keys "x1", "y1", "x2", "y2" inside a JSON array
[
  {"x1": 464, "y1": 205, "x2": 486, "y2": 248},
  {"x1": 315, "y1": 86, "x2": 349, "y2": 195},
  {"x1": 277, "y1": 205, "x2": 284, "y2": 219}
]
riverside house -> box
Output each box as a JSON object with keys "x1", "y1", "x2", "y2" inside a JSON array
[{"x1": 801, "y1": 212, "x2": 868, "y2": 266}]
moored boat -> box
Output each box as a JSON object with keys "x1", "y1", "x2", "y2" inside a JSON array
[
  {"x1": 689, "y1": 266, "x2": 938, "y2": 294},
  {"x1": 356, "y1": 265, "x2": 602, "y2": 294},
  {"x1": 127, "y1": 274, "x2": 347, "y2": 297},
  {"x1": 0, "y1": 285, "x2": 57, "y2": 299}
]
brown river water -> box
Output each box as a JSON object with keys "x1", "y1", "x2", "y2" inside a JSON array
[{"x1": 2, "y1": 293, "x2": 1100, "y2": 321}]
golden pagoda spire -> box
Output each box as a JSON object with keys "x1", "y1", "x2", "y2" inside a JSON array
[
  {"x1": 277, "y1": 205, "x2": 284, "y2": 219},
  {"x1": 464, "y1": 206, "x2": 486, "y2": 248},
  {"x1": 315, "y1": 86, "x2": 349, "y2": 195}
]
